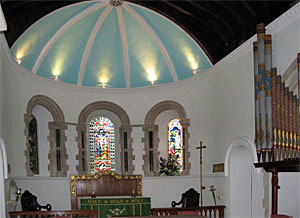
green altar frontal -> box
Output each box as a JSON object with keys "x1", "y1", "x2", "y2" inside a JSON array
[{"x1": 80, "y1": 197, "x2": 151, "y2": 217}]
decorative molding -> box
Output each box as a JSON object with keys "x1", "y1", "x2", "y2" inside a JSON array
[
  {"x1": 142, "y1": 100, "x2": 190, "y2": 176},
  {"x1": 70, "y1": 171, "x2": 142, "y2": 197},
  {"x1": 77, "y1": 101, "x2": 134, "y2": 174}
]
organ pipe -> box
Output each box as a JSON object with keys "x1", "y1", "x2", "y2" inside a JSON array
[
  {"x1": 264, "y1": 34, "x2": 273, "y2": 162},
  {"x1": 257, "y1": 23, "x2": 267, "y2": 162},
  {"x1": 254, "y1": 23, "x2": 300, "y2": 162},
  {"x1": 253, "y1": 42, "x2": 261, "y2": 162},
  {"x1": 296, "y1": 53, "x2": 300, "y2": 158}
]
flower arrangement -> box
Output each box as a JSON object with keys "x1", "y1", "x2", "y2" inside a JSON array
[{"x1": 158, "y1": 154, "x2": 181, "y2": 176}]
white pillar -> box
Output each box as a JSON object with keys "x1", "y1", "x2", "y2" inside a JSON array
[{"x1": 0, "y1": 137, "x2": 8, "y2": 218}]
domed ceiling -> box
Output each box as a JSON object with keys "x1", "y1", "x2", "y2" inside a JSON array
[{"x1": 11, "y1": 0, "x2": 212, "y2": 88}]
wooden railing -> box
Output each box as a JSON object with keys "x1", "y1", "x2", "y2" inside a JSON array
[
  {"x1": 9, "y1": 210, "x2": 98, "y2": 218},
  {"x1": 151, "y1": 206, "x2": 225, "y2": 218}
]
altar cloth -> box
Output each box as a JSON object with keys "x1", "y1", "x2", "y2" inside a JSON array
[{"x1": 80, "y1": 197, "x2": 151, "y2": 218}]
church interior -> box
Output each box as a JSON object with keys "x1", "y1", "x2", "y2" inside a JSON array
[{"x1": 0, "y1": 0, "x2": 299, "y2": 217}]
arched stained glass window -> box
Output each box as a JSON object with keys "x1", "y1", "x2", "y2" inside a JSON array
[
  {"x1": 168, "y1": 118, "x2": 183, "y2": 172},
  {"x1": 89, "y1": 117, "x2": 115, "y2": 174}
]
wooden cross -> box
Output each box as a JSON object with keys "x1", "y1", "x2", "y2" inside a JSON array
[{"x1": 196, "y1": 141, "x2": 206, "y2": 206}]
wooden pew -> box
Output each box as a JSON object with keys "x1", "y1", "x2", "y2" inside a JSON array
[{"x1": 9, "y1": 210, "x2": 98, "y2": 218}]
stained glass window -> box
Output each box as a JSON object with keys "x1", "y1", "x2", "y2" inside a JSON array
[
  {"x1": 89, "y1": 117, "x2": 115, "y2": 173},
  {"x1": 168, "y1": 118, "x2": 183, "y2": 172},
  {"x1": 29, "y1": 116, "x2": 39, "y2": 174}
]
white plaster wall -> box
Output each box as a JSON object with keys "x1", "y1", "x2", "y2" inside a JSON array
[
  {"x1": 270, "y1": 12, "x2": 300, "y2": 75},
  {"x1": 12, "y1": 177, "x2": 71, "y2": 210},
  {"x1": 278, "y1": 173, "x2": 300, "y2": 218},
  {"x1": 251, "y1": 171, "x2": 265, "y2": 218},
  {"x1": 0, "y1": 2, "x2": 299, "y2": 216},
  {"x1": 229, "y1": 146, "x2": 252, "y2": 217},
  {"x1": 32, "y1": 105, "x2": 53, "y2": 177}
]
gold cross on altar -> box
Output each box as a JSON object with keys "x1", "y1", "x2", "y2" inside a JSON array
[{"x1": 196, "y1": 141, "x2": 206, "y2": 206}]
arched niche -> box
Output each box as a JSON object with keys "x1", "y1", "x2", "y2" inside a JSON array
[
  {"x1": 76, "y1": 101, "x2": 134, "y2": 175},
  {"x1": 24, "y1": 95, "x2": 68, "y2": 177},
  {"x1": 142, "y1": 100, "x2": 190, "y2": 176},
  {"x1": 224, "y1": 136, "x2": 258, "y2": 217}
]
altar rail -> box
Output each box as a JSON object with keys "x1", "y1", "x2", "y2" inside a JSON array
[
  {"x1": 151, "y1": 206, "x2": 225, "y2": 218},
  {"x1": 9, "y1": 210, "x2": 98, "y2": 218}
]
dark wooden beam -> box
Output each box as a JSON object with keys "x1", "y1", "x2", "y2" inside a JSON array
[{"x1": 254, "y1": 158, "x2": 300, "y2": 172}]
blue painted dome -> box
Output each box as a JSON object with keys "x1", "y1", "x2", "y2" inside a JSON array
[{"x1": 11, "y1": 0, "x2": 212, "y2": 88}]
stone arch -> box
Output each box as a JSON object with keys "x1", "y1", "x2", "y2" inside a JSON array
[
  {"x1": 26, "y1": 95, "x2": 65, "y2": 122},
  {"x1": 144, "y1": 100, "x2": 187, "y2": 125},
  {"x1": 24, "y1": 95, "x2": 68, "y2": 177},
  {"x1": 76, "y1": 101, "x2": 134, "y2": 174},
  {"x1": 142, "y1": 100, "x2": 190, "y2": 176}
]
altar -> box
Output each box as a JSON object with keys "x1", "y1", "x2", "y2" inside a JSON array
[
  {"x1": 80, "y1": 197, "x2": 151, "y2": 217},
  {"x1": 70, "y1": 172, "x2": 151, "y2": 217}
]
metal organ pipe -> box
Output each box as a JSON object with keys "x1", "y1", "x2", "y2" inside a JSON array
[{"x1": 254, "y1": 23, "x2": 300, "y2": 162}]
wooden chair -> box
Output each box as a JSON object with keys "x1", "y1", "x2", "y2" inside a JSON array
[{"x1": 172, "y1": 188, "x2": 200, "y2": 208}]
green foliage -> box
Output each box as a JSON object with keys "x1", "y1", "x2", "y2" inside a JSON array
[{"x1": 158, "y1": 155, "x2": 181, "y2": 176}]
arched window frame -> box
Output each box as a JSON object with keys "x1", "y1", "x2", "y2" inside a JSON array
[
  {"x1": 89, "y1": 116, "x2": 116, "y2": 173},
  {"x1": 143, "y1": 101, "x2": 190, "y2": 176},
  {"x1": 77, "y1": 101, "x2": 134, "y2": 175},
  {"x1": 24, "y1": 95, "x2": 68, "y2": 177}
]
